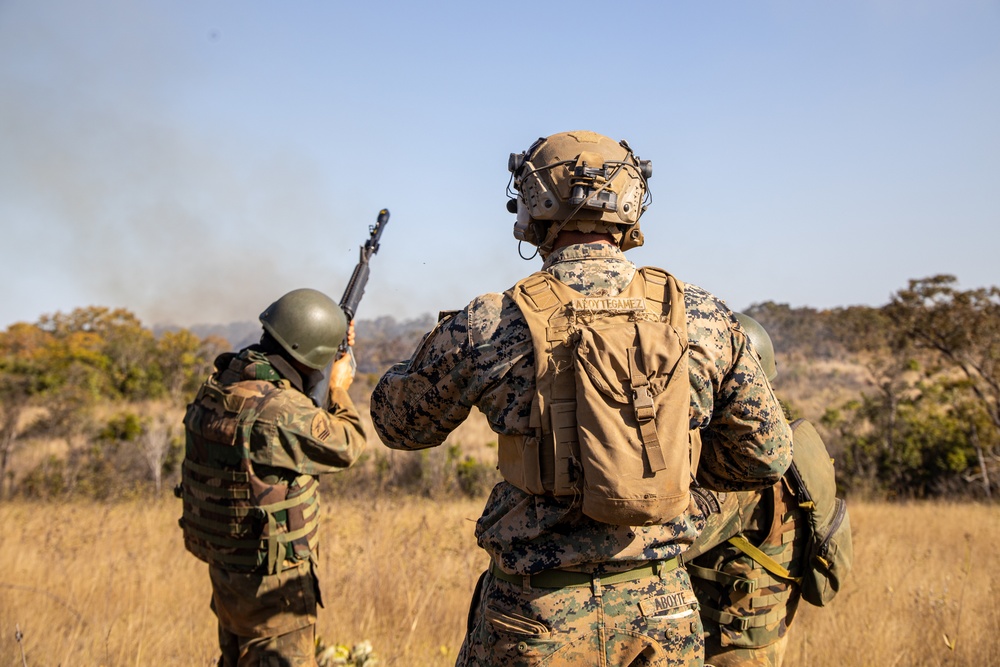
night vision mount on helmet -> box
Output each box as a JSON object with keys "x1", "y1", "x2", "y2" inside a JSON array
[
  {"x1": 259, "y1": 288, "x2": 347, "y2": 371},
  {"x1": 506, "y1": 130, "x2": 652, "y2": 254}
]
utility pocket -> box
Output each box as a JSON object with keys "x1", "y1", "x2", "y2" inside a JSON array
[
  {"x1": 637, "y1": 572, "x2": 704, "y2": 643},
  {"x1": 786, "y1": 419, "x2": 854, "y2": 607},
  {"x1": 574, "y1": 319, "x2": 691, "y2": 525},
  {"x1": 481, "y1": 605, "x2": 565, "y2": 664},
  {"x1": 485, "y1": 606, "x2": 551, "y2": 637}
]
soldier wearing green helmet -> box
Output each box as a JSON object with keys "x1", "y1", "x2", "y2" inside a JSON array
[
  {"x1": 178, "y1": 287, "x2": 366, "y2": 666},
  {"x1": 687, "y1": 313, "x2": 852, "y2": 667}
]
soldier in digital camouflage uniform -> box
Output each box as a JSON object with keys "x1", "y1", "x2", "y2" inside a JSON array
[
  {"x1": 369, "y1": 131, "x2": 793, "y2": 667},
  {"x1": 178, "y1": 288, "x2": 367, "y2": 667},
  {"x1": 685, "y1": 314, "x2": 845, "y2": 667}
]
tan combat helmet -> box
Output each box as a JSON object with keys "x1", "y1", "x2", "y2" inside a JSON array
[
  {"x1": 734, "y1": 312, "x2": 777, "y2": 382},
  {"x1": 259, "y1": 288, "x2": 347, "y2": 370},
  {"x1": 506, "y1": 130, "x2": 652, "y2": 254}
]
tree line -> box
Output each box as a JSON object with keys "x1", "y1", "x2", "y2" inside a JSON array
[
  {"x1": 747, "y1": 275, "x2": 999, "y2": 500},
  {"x1": 1, "y1": 275, "x2": 997, "y2": 502}
]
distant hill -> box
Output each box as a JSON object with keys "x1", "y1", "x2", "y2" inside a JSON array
[
  {"x1": 162, "y1": 313, "x2": 438, "y2": 376},
  {"x1": 181, "y1": 320, "x2": 259, "y2": 350},
  {"x1": 163, "y1": 305, "x2": 871, "y2": 433}
]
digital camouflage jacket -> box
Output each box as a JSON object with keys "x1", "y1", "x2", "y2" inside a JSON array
[{"x1": 371, "y1": 243, "x2": 792, "y2": 575}]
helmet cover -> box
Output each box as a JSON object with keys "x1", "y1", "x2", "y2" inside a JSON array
[
  {"x1": 735, "y1": 312, "x2": 777, "y2": 382},
  {"x1": 508, "y1": 130, "x2": 652, "y2": 251}
]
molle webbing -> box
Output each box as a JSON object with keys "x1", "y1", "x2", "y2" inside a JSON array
[
  {"x1": 180, "y1": 377, "x2": 321, "y2": 574},
  {"x1": 727, "y1": 534, "x2": 801, "y2": 584},
  {"x1": 701, "y1": 605, "x2": 786, "y2": 632},
  {"x1": 688, "y1": 479, "x2": 806, "y2": 645},
  {"x1": 685, "y1": 563, "x2": 758, "y2": 594},
  {"x1": 181, "y1": 458, "x2": 319, "y2": 573}
]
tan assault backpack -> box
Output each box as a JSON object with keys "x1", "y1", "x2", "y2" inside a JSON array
[{"x1": 500, "y1": 267, "x2": 697, "y2": 526}]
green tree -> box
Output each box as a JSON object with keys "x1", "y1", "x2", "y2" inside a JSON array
[
  {"x1": 157, "y1": 329, "x2": 227, "y2": 398},
  {"x1": 824, "y1": 277, "x2": 1000, "y2": 499},
  {"x1": 886, "y1": 275, "x2": 1000, "y2": 498},
  {"x1": 824, "y1": 373, "x2": 981, "y2": 498},
  {"x1": 0, "y1": 323, "x2": 53, "y2": 498},
  {"x1": 38, "y1": 307, "x2": 161, "y2": 399}
]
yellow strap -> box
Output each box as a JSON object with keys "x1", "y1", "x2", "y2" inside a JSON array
[{"x1": 727, "y1": 535, "x2": 802, "y2": 583}]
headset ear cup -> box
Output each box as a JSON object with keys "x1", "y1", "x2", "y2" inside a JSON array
[
  {"x1": 512, "y1": 198, "x2": 537, "y2": 244},
  {"x1": 620, "y1": 226, "x2": 644, "y2": 250}
]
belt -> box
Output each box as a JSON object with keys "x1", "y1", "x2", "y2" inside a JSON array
[{"x1": 489, "y1": 557, "x2": 680, "y2": 589}]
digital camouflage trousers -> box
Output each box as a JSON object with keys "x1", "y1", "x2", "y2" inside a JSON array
[{"x1": 457, "y1": 565, "x2": 705, "y2": 667}]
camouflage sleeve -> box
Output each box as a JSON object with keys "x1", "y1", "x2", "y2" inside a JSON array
[
  {"x1": 370, "y1": 294, "x2": 525, "y2": 450},
  {"x1": 369, "y1": 308, "x2": 477, "y2": 450},
  {"x1": 257, "y1": 386, "x2": 367, "y2": 475},
  {"x1": 686, "y1": 286, "x2": 793, "y2": 491},
  {"x1": 684, "y1": 491, "x2": 744, "y2": 560}
]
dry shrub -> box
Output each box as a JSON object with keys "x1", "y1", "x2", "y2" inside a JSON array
[{"x1": 1, "y1": 498, "x2": 997, "y2": 666}]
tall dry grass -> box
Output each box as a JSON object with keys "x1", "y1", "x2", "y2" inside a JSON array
[
  {"x1": 783, "y1": 501, "x2": 1000, "y2": 667},
  {"x1": 1, "y1": 497, "x2": 997, "y2": 666}
]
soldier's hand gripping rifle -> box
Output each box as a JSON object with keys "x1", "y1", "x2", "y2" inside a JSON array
[{"x1": 311, "y1": 208, "x2": 390, "y2": 407}]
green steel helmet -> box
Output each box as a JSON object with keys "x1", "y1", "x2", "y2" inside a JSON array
[
  {"x1": 735, "y1": 312, "x2": 777, "y2": 382},
  {"x1": 259, "y1": 288, "x2": 347, "y2": 370},
  {"x1": 506, "y1": 130, "x2": 652, "y2": 253}
]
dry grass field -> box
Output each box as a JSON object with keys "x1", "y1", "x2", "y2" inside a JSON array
[{"x1": 1, "y1": 496, "x2": 997, "y2": 666}]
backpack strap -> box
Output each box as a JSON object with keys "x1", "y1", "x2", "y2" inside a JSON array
[
  {"x1": 639, "y1": 267, "x2": 686, "y2": 331},
  {"x1": 516, "y1": 272, "x2": 562, "y2": 313},
  {"x1": 628, "y1": 344, "x2": 667, "y2": 472}
]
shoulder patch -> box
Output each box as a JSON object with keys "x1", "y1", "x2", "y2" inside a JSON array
[
  {"x1": 467, "y1": 292, "x2": 508, "y2": 343},
  {"x1": 311, "y1": 413, "x2": 332, "y2": 441}
]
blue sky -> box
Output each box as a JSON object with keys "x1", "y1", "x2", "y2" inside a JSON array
[{"x1": 1, "y1": 1, "x2": 997, "y2": 330}]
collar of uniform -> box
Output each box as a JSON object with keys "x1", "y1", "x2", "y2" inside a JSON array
[
  {"x1": 237, "y1": 347, "x2": 304, "y2": 391},
  {"x1": 542, "y1": 242, "x2": 624, "y2": 268}
]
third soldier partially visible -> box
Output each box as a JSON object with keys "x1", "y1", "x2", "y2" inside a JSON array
[
  {"x1": 684, "y1": 313, "x2": 853, "y2": 667},
  {"x1": 370, "y1": 130, "x2": 793, "y2": 667}
]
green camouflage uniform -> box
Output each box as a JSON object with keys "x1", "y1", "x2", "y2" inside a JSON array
[
  {"x1": 686, "y1": 420, "x2": 822, "y2": 667},
  {"x1": 182, "y1": 347, "x2": 367, "y2": 667},
  {"x1": 370, "y1": 243, "x2": 792, "y2": 667}
]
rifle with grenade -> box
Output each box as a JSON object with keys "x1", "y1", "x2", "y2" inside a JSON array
[{"x1": 312, "y1": 208, "x2": 390, "y2": 407}]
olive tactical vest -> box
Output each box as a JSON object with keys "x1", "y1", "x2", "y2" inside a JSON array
[
  {"x1": 179, "y1": 372, "x2": 320, "y2": 574},
  {"x1": 684, "y1": 418, "x2": 852, "y2": 648},
  {"x1": 685, "y1": 477, "x2": 807, "y2": 648},
  {"x1": 499, "y1": 267, "x2": 697, "y2": 526}
]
